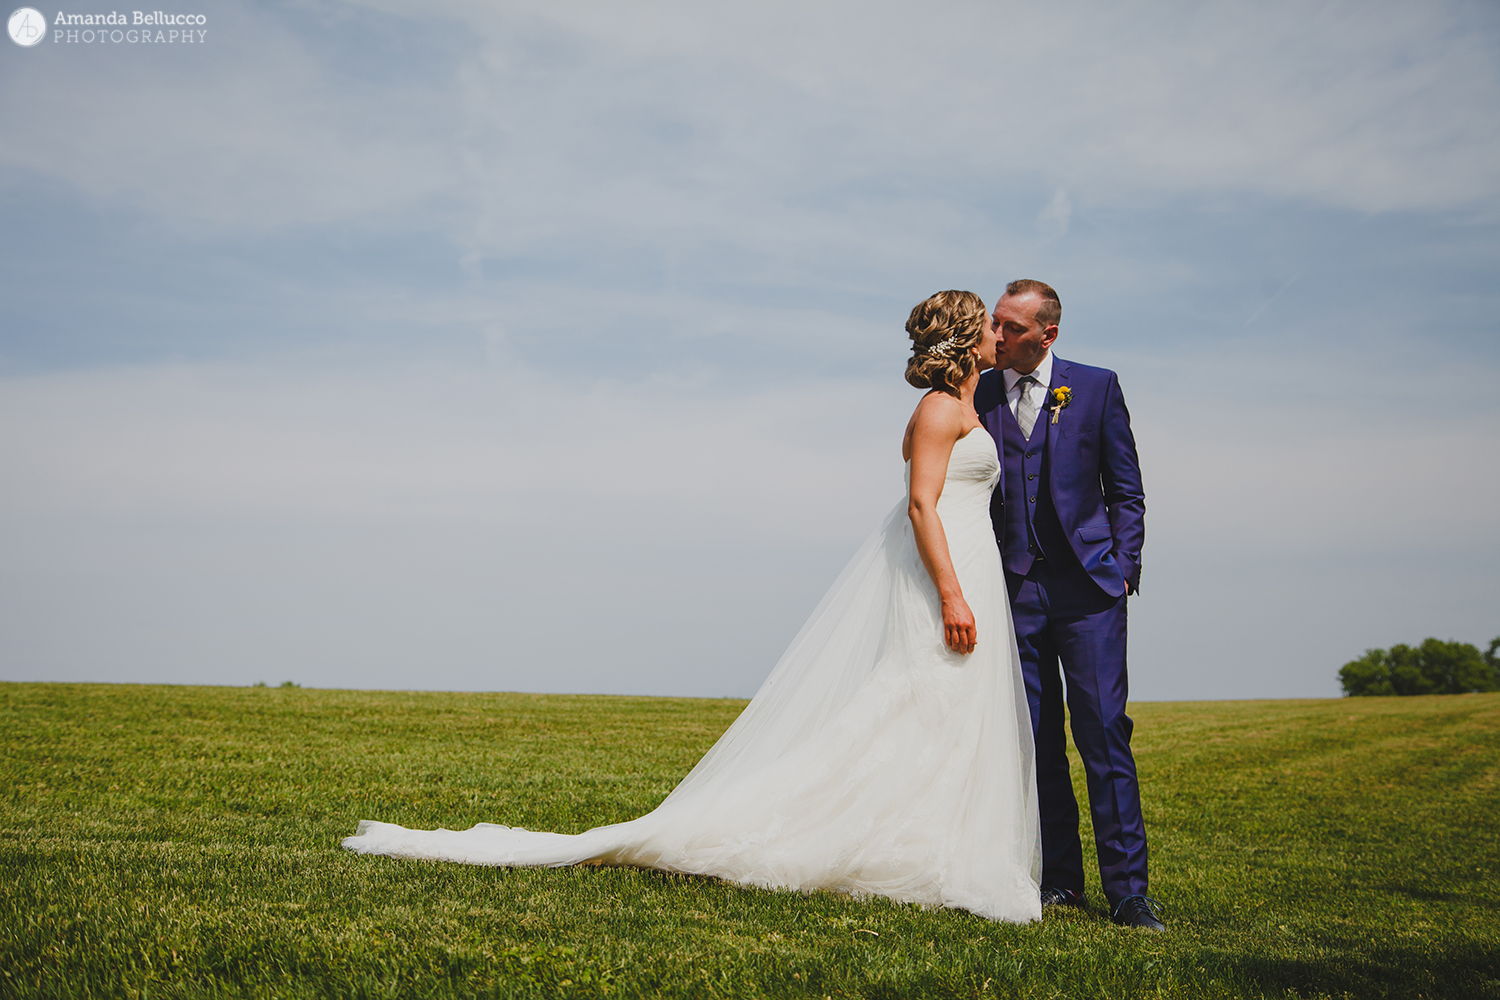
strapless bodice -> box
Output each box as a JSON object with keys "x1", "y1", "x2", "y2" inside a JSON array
[{"x1": 904, "y1": 427, "x2": 1001, "y2": 522}]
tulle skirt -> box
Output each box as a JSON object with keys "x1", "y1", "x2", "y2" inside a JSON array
[{"x1": 345, "y1": 483, "x2": 1041, "y2": 923}]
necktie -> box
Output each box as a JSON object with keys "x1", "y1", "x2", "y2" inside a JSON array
[{"x1": 1015, "y1": 375, "x2": 1040, "y2": 440}]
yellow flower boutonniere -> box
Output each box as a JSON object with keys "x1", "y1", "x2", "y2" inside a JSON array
[{"x1": 1049, "y1": 386, "x2": 1073, "y2": 425}]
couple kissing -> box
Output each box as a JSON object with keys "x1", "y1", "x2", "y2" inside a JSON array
[{"x1": 344, "y1": 279, "x2": 1159, "y2": 930}]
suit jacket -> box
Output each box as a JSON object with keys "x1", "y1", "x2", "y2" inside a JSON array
[{"x1": 974, "y1": 356, "x2": 1145, "y2": 597}]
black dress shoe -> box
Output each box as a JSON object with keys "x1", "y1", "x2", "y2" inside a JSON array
[
  {"x1": 1040, "y1": 885, "x2": 1086, "y2": 909},
  {"x1": 1111, "y1": 895, "x2": 1165, "y2": 930}
]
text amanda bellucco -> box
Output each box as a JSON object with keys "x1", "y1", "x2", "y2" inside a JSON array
[{"x1": 51, "y1": 11, "x2": 208, "y2": 44}]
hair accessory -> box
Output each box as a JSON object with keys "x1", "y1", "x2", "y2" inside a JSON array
[{"x1": 921, "y1": 334, "x2": 961, "y2": 359}]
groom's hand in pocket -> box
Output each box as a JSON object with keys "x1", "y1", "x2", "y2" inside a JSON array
[{"x1": 943, "y1": 597, "x2": 978, "y2": 654}]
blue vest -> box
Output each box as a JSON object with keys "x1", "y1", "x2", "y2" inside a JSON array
[{"x1": 991, "y1": 397, "x2": 1076, "y2": 577}]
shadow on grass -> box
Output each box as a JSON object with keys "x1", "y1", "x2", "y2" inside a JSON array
[
  {"x1": 1377, "y1": 881, "x2": 1471, "y2": 904},
  {"x1": 1228, "y1": 941, "x2": 1500, "y2": 1000}
]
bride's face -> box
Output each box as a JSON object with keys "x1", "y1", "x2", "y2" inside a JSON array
[{"x1": 972, "y1": 311, "x2": 1001, "y2": 371}]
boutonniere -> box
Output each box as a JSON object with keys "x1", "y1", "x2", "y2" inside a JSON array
[{"x1": 1048, "y1": 386, "x2": 1073, "y2": 425}]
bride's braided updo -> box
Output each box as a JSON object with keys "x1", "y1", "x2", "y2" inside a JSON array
[{"x1": 904, "y1": 290, "x2": 988, "y2": 396}]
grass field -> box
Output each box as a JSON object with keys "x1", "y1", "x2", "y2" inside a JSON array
[{"x1": 1, "y1": 683, "x2": 1496, "y2": 999}]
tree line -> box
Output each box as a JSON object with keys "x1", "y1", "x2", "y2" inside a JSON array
[{"x1": 1339, "y1": 636, "x2": 1500, "y2": 696}]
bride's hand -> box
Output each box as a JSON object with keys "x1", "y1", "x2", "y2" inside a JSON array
[{"x1": 942, "y1": 597, "x2": 977, "y2": 654}]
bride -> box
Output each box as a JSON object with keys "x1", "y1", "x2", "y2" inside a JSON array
[{"x1": 343, "y1": 290, "x2": 1042, "y2": 923}]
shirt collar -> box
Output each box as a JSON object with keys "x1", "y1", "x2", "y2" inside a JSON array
[{"x1": 1003, "y1": 350, "x2": 1054, "y2": 392}]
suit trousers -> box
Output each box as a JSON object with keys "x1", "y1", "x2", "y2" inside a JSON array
[{"x1": 1008, "y1": 558, "x2": 1148, "y2": 906}]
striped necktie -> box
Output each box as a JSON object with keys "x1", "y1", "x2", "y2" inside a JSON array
[{"x1": 1015, "y1": 375, "x2": 1040, "y2": 440}]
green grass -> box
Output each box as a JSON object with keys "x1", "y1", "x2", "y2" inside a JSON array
[{"x1": 1, "y1": 683, "x2": 1496, "y2": 999}]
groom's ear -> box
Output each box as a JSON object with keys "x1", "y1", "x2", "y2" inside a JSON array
[{"x1": 1041, "y1": 323, "x2": 1059, "y2": 349}]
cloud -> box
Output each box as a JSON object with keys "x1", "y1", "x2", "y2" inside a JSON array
[
  {"x1": 1037, "y1": 191, "x2": 1072, "y2": 241},
  {"x1": 4, "y1": 0, "x2": 1495, "y2": 246}
]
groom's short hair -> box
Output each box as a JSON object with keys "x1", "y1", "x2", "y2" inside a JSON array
[{"x1": 1005, "y1": 279, "x2": 1061, "y2": 328}]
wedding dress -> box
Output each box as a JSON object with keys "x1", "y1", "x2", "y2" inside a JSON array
[{"x1": 343, "y1": 427, "x2": 1042, "y2": 922}]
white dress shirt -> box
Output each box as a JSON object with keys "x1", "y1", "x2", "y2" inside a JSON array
[{"x1": 1002, "y1": 351, "x2": 1054, "y2": 422}]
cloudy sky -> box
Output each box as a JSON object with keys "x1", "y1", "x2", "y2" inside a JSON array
[{"x1": 2, "y1": 0, "x2": 1497, "y2": 700}]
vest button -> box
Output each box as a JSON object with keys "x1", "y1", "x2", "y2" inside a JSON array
[
  {"x1": 1030, "y1": 496, "x2": 1036, "y2": 503},
  {"x1": 1025, "y1": 451, "x2": 1033, "y2": 458},
  {"x1": 1028, "y1": 473, "x2": 1036, "y2": 480}
]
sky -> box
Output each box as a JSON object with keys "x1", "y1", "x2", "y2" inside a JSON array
[{"x1": 2, "y1": 0, "x2": 1497, "y2": 701}]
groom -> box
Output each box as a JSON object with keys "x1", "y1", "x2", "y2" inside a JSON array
[{"x1": 973, "y1": 280, "x2": 1162, "y2": 930}]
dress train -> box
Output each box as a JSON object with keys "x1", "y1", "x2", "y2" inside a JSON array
[{"x1": 344, "y1": 428, "x2": 1041, "y2": 922}]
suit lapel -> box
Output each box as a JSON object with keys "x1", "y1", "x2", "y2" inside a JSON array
[
  {"x1": 980, "y1": 373, "x2": 1018, "y2": 437},
  {"x1": 977, "y1": 373, "x2": 1005, "y2": 455},
  {"x1": 997, "y1": 389, "x2": 1019, "y2": 434},
  {"x1": 1044, "y1": 356, "x2": 1072, "y2": 466}
]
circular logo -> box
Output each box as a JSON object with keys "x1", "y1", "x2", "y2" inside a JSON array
[{"x1": 8, "y1": 7, "x2": 46, "y2": 45}]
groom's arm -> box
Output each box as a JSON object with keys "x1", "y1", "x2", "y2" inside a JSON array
[{"x1": 1098, "y1": 371, "x2": 1145, "y2": 594}]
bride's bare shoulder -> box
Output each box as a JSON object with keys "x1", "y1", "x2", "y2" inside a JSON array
[{"x1": 902, "y1": 391, "x2": 966, "y2": 459}]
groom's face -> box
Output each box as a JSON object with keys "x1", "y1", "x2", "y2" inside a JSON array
[{"x1": 991, "y1": 293, "x2": 1058, "y2": 374}]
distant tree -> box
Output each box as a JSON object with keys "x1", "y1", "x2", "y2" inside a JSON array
[
  {"x1": 1339, "y1": 651, "x2": 1395, "y2": 696},
  {"x1": 1339, "y1": 637, "x2": 1500, "y2": 696}
]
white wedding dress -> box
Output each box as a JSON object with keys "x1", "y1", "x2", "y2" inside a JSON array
[{"x1": 343, "y1": 428, "x2": 1042, "y2": 922}]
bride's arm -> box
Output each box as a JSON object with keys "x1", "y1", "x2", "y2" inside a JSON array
[{"x1": 906, "y1": 397, "x2": 976, "y2": 654}]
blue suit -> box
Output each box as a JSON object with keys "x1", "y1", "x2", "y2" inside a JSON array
[{"x1": 974, "y1": 356, "x2": 1149, "y2": 907}]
